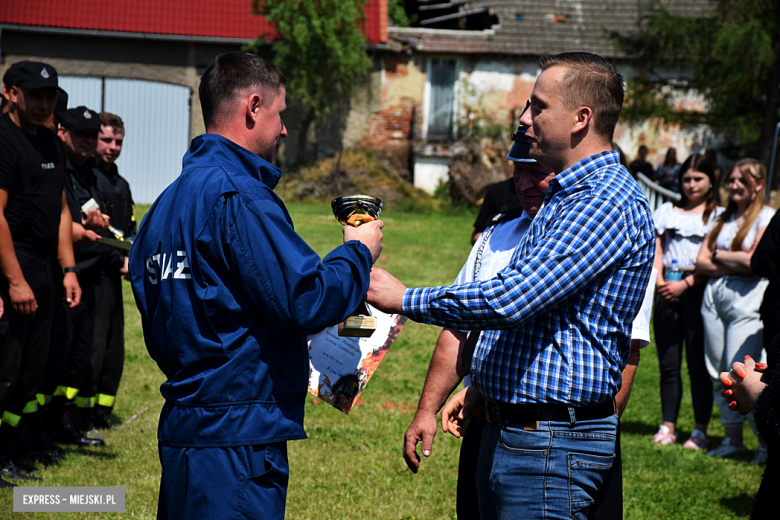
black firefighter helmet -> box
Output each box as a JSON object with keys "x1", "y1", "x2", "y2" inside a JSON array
[{"x1": 506, "y1": 100, "x2": 535, "y2": 163}]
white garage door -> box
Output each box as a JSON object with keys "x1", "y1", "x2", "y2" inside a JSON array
[{"x1": 58, "y1": 76, "x2": 191, "y2": 204}]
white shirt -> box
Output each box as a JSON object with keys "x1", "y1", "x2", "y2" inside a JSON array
[
  {"x1": 714, "y1": 206, "x2": 775, "y2": 252},
  {"x1": 631, "y1": 267, "x2": 657, "y2": 349},
  {"x1": 453, "y1": 214, "x2": 533, "y2": 288},
  {"x1": 654, "y1": 202, "x2": 723, "y2": 269},
  {"x1": 455, "y1": 211, "x2": 656, "y2": 385}
]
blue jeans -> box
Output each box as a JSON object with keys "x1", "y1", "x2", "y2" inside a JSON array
[{"x1": 476, "y1": 413, "x2": 617, "y2": 520}]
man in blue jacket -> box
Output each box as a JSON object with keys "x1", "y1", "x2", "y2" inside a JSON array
[{"x1": 129, "y1": 52, "x2": 383, "y2": 520}]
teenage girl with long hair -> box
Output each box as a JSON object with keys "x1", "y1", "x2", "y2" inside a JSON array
[
  {"x1": 652, "y1": 154, "x2": 722, "y2": 450},
  {"x1": 697, "y1": 158, "x2": 775, "y2": 462}
]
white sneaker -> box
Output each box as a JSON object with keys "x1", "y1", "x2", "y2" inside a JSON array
[
  {"x1": 708, "y1": 438, "x2": 746, "y2": 458},
  {"x1": 751, "y1": 445, "x2": 769, "y2": 465}
]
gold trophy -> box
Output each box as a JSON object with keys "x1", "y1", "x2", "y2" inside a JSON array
[{"x1": 331, "y1": 195, "x2": 383, "y2": 337}]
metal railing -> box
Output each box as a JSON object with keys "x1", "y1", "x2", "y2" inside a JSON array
[{"x1": 635, "y1": 173, "x2": 681, "y2": 213}]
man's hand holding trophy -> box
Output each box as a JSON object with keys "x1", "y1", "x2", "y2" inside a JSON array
[{"x1": 332, "y1": 195, "x2": 384, "y2": 337}]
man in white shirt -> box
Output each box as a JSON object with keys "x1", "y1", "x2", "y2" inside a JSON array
[{"x1": 402, "y1": 123, "x2": 655, "y2": 520}]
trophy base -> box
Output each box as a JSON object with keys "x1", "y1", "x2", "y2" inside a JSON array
[{"x1": 339, "y1": 316, "x2": 377, "y2": 338}]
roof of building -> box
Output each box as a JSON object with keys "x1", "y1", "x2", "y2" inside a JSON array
[
  {"x1": 389, "y1": 0, "x2": 716, "y2": 58},
  {"x1": 0, "y1": 0, "x2": 387, "y2": 45}
]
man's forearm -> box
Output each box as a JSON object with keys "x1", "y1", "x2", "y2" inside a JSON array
[
  {"x1": 58, "y1": 194, "x2": 77, "y2": 268},
  {"x1": 403, "y1": 200, "x2": 642, "y2": 331},
  {"x1": 417, "y1": 328, "x2": 468, "y2": 414},
  {"x1": 615, "y1": 339, "x2": 641, "y2": 418},
  {"x1": 0, "y1": 213, "x2": 25, "y2": 285}
]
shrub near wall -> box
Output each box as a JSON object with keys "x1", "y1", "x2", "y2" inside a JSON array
[{"x1": 447, "y1": 138, "x2": 513, "y2": 206}]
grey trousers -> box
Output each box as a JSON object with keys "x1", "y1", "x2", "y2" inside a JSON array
[{"x1": 702, "y1": 275, "x2": 767, "y2": 428}]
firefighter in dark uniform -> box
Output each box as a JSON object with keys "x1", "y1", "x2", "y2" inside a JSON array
[
  {"x1": 35, "y1": 87, "x2": 78, "y2": 431},
  {"x1": 53, "y1": 106, "x2": 119, "y2": 447},
  {"x1": 91, "y1": 112, "x2": 135, "y2": 428},
  {"x1": 0, "y1": 61, "x2": 81, "y2": 482}
]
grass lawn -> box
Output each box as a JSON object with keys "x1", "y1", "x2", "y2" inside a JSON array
[{"x1": 0, "y1": 202, "x2": 764, "y2": 518}]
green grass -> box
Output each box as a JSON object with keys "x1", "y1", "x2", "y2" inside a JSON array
[{"x1": 0, "y1": 203, "x2": 764, "y2": 518}]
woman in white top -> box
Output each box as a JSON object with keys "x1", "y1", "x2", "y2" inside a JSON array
[
  {"x1": 697, "y1": 158, "x2": 775, "y2": 461},
  {"x1": 652, "y1": 154, "x2": 722, "y2": 450}
]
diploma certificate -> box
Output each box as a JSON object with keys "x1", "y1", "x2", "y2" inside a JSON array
[{"x1": 307, "y1": 304, "x2": 407, "y2": 414}]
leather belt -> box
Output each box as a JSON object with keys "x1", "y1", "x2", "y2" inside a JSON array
[{"x1": 485, "y1": 399, "x2": 615, "y2": 425}]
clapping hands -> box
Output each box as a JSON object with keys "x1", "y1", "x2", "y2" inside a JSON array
[{"x1": 719, "y1": 356, "x2": 768, "y2": 415}]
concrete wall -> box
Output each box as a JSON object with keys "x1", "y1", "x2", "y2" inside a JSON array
[
  {"x1": 355, "y1": 54, "x2": 538, "y2": 152},
  {"x1": 456, "y1": 56, "x2": 538, "y2": 132},
  {"x1": 413, "y1": 156, "x2": 449, "y2": 194}
]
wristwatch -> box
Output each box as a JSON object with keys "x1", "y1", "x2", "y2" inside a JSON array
[
  {"x1": 63, "y1": 266, "x2": 80, "y2": 275},
  {"x1": 711, "y1": 249, "x2": 721, "y2": 262}
]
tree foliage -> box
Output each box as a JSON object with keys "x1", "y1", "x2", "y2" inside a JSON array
[
  {"x1": 611, "y1": 0, "x2": 780, "y2": 162},
  {"x1": 249, "y1": 0, "x2": 373, "y2": 163},
  {"x1": 388, "y1": 0, "x2": 415, "y2": 28}
]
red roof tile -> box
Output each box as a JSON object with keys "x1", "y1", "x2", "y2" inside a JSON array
[{"x1": 0, "y1": 0, "x2": 387, "y2": 44}]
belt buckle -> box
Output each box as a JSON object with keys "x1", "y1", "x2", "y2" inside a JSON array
[
  {"x1": 523, "y1": 407, "x2": 539, "y2": 430},
  {"x1": 499, "y1": 404, "x2": 540, "y2": 428}
]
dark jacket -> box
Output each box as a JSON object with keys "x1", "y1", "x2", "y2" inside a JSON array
[
  {"x1": 473, "y1": 178, "x2": 522, "y2": 235},
  {"x1": 751, "y1": 208, "x2": 780, "y2": 360},
  {"x1": 65, "y1": 158, "x2": 123, "y2": 279},
  {"x1": 94, "y1": 163, "x2": 136, "y2": 235}
]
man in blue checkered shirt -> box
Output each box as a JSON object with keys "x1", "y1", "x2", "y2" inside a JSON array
[{"x1": 367, "y1": 52, "x2": 655, "y2": 519}]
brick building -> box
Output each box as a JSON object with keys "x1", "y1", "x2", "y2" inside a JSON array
[{"x1": 364, "y1": 0, "x2": 719, "y2": 192}]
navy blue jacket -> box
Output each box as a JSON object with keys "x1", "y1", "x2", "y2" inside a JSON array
[{"x1": 129, "y1": 134, "x2": 373, "y2": 447}]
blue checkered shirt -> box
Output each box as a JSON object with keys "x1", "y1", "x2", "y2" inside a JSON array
[{"x1": 403, "y1": 151, "x2": 655, "y2": 405}]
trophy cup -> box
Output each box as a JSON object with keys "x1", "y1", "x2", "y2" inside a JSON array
[
  {"x1": 331, "y1": 195, "x2": 383, "y2": 338},
  {"x1": 82, "y1": 198, "x2": 133, "y2": 252}
]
